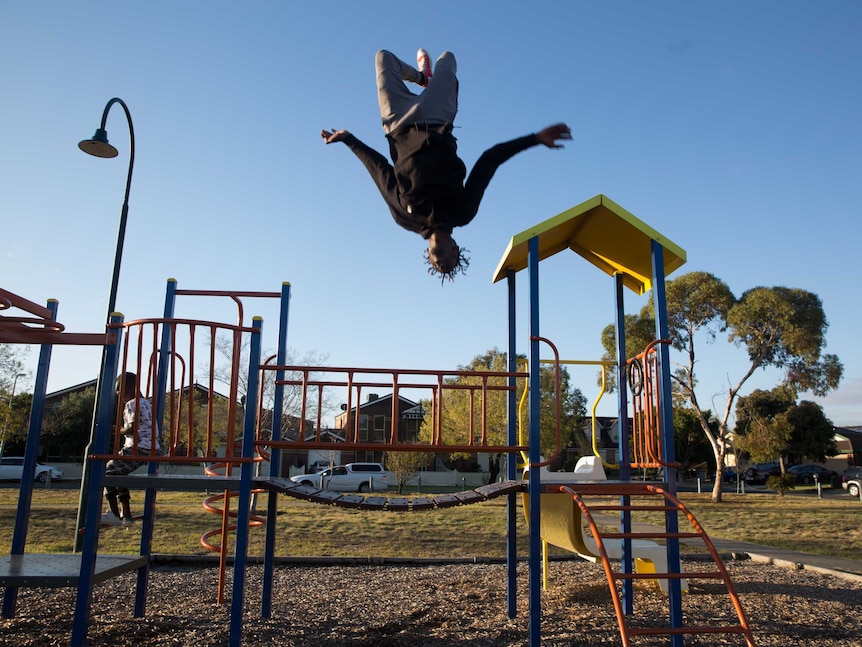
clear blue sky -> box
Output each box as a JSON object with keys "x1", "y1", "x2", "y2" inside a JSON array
[{"x1": 2, "y1": 1, "x2": 860, "y2": 427}]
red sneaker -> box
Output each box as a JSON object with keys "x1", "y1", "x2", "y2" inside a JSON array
[{"x1": 417, "y1": 48, "x2": 432, "y2": 87}]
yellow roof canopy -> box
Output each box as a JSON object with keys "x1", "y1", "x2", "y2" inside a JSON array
[{"x1": 492, "y1": 194, "x2": 686, "y2": 295}]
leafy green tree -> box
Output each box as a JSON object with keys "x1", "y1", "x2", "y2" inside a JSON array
[
  {"x1": 735, "y1": 384, "x2": 837, "y2": 470},
  {"x1": 734, "y1": 387, "x2": 795, "y2": 472},
  {"x1": 0, "y1": 344, "x2": 30, "y2": 456},
  {"x1": 420, "y1": 349, "x2": 587, "y2": 461},
  {"x1": 0, "y1": 344, "x2": 29, "y2": 393},
  {"x1": 42, "y1": 386, "x2": 96, "y2": 457},
  {"x1": 598, "y1": 314, "x2": 657, "y2": 392},
  {"x1": 600, "y1": 271, "x2": 842, "y2": 503},
  {"x1": 783, "y1": 400, "x2": 836, "y2": 463},
  {"x1": 384, "y1": 448, "x2": 434, "y2": 493},
  {"x1": 673, "y1": 407, "x2": 714, "y2": 477},
  {"x1": 0, "y1": 392, "x2": 32, "y2": 456}
]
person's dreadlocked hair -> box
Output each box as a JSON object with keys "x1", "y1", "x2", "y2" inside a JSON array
[{"x1": 424, "y1": 246, "x2": 471, "y2": 284}]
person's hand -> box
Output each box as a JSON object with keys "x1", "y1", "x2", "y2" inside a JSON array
[
  {"x1": 321, "y1": 128, "x2": 350, "y2": 144},
  {"x1": 536, "y1": 123, "x2": 572, "y2": 149}
]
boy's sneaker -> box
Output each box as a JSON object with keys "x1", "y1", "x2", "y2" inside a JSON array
[
  {"x1": 121, "y1": 516, "x2": 135, "y2": 528},
  {"x1": 101, "y1": 511, "x2": 122, "y2": 527},
  {"x1": 417, "y1": 48, "x2": 432, "y2": 87}
]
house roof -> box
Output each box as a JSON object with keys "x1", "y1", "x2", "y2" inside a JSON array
[
  {"x1": 492, "y1": 194, "x2": 687, "y2": 295},
  {"x1": 45, "y1": 379, "x2": 98, "y2": 401},
  {"x1": 340, "y1": 393, "x2": 419, "y2": 414},
  {"x1": 302, "y1": 429, "x2": 346, "y2": 443},
  {"x1": 835, "y1": 427, "x2": 862, "y2": 453},
  {"x1": 45, "y1": 380, "x2": 231, "y2": 402}
]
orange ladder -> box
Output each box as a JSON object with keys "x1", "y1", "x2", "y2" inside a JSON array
[{"x1": 560, "y1": 482, "x2": 756, "y2": 646}]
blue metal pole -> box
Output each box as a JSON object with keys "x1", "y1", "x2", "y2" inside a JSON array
[
  {"x1": 613, "y1": 273, "x2": 634, "y2": 615},
  {"x1": 651, "y1": 240, "x2": 684, "y2": 644},
  {"x1": 262, "y1": 282, "x2": 291, "y2": 618},
  {"x1": 71, "y1": 313, "x2": 124, "y2": 647},
  {"x1": 133, "y1": 279, "x2": 178, "y2": 617},
  {"x1": 505, "y1": 269, "x2": 518, "y2": 619},
  {"x1": 229, "y1": 317, "x2": 264, "y2": 647},
  {"x1": 1, "y1": 299, "x2": 58, "y2": 618},
  {"x1": 527, "y1": 236, "x2": 542, "y2": 646}
]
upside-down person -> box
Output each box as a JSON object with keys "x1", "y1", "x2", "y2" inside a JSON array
[{"x1": 321, "y1": 48, "x2": 572, "y2": 283}]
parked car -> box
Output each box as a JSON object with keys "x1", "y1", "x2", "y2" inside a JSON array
[
  {"x1": 0, "y1": 457, "x2": 64, "y2": 483},
  {"x1": 842, "y1": 466, "x2": 862, "y2": 498},
  {"x1": 290, "y1": 462, "x2": 388, "y2": 493},
  {"x1": 742, "y1": 461, "x2": 782, "y2": 484},
  {"x1": 723, "y1": 467, "x2": 746, "y2": 484},
  {"x1": 787, "y1": 464, "x2": 838, "y2": 486},
  {"x1": 306, "y1": 460, "x2": 331, "y2": 474}
]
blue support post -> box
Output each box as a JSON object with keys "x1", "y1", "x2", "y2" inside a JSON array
[
  {"x1": 229, "y1": 316, "x2": 264, "y2": 647},
  {"x1": 613, "y1": 274, "x2": 634, "y2": 615},
  {"x1": 2, "y1": 299, "x2": 58, "y2": 618},
  {"x1": 71, "y1": 313, "x2": 124, "y2": 647},
  {"x1": 650, "y1": 240, "x2": 684, "y2": 644},
  {"x1": 262, "y1": 282, "x2": 291, "y2": 618},
  {"x1": 527, "y1": 236, "x2": 542, "y2": 647},
  {"x1": 133, "y1": 278, "x2": 179, "y2": 617},
  {"x1": 505, "y1": 269, "x2": 518, "y2": 619}
]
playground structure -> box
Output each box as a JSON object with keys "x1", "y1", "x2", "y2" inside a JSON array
[{"x1": 0, "y1": 194, "x2": 756, "y2": 646}]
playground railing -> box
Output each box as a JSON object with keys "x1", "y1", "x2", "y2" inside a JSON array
[
  {"x1": 627, "y1": 339, "x2": 678, "y2": 469},
  {"x1": 257, "y1": 363, "x2": 532, "y2": 456},
  {"x1": 89, "y1": 317, "x2": 263, "y2": 472}
]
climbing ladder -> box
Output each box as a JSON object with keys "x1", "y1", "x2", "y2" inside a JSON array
[{"x1": 560, "y1": 482, "x2": 755, "y2": 647}]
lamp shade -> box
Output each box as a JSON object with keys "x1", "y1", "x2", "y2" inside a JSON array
[{"x1": 78, "y1": 128, "x2": 119, "y2": 158}]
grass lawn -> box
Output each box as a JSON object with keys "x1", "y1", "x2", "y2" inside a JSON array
[{"x1": 0, "y1": 485, "x2": 858, "y2": 561}]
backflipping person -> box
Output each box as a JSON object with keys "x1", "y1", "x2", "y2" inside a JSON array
[
  {"x1": 101, "y1": 372, "x2": 160, "y2": 527},
  {"x1": 321, "y1": 48, "x2": 572, "y2": 282}
]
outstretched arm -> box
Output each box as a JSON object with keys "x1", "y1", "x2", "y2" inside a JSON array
[
  {"x1": 320, "y1": 129, "x2": 426, "y2": 234},
  {"x1": 321, "y1": 128, "x2": 351, "y2": 144},
  {"x1": 535, "y1": 123, "x2": 572, "y2": 149},
  {"x1": 458, "y1": 123, "x2": 573, "y2": 226}
]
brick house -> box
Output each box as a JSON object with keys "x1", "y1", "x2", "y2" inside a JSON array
[{"x1": 332, "y1": 393, "x2": 425, "y2": 465}]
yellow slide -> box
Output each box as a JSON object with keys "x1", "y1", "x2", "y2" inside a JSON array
[{"x1": 522, "y1": 458, "x2": 687, "y2": 594}]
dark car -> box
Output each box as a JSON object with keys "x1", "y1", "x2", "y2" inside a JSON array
[
  {"x1": 787, "y1": 464, "x2": 838, "y2": 486},
  {"x1": 842, "y1": 466, "x2": 862, "y2": 498},
  {"x1": 742, "y1": 461, "x2": 782, "y2": 484},
  {"x1": 723, "y1": 467, "x2": 746, "y2": 484}
]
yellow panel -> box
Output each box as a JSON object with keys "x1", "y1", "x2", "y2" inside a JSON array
[
  {"x1": 522, "y1": 491, "x2": 592, "y2": 554},
  {"x1": 492, "y1": 194, "x2": 687, "y2": 295}
]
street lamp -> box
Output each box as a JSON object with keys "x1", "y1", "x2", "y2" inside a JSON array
[
  {"x1": 75, "y1": 98, "x2": 135, "y2": 550},
  {"x1": 0, "y1": 373, "x2": 26, "y2": 460},
  {"x1": 78, "y1": 97, "x2": 135, "y2": 317}
]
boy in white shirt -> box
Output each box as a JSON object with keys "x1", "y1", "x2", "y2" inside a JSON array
[{"x1": 101, "y1": 372, "x2": 160, "y2": 527}]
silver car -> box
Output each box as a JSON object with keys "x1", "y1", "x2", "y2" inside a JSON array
[{"x1": 290, "y1": 462, "x2": 387, "y2": 493}]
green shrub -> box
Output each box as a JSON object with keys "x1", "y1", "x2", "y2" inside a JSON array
[{"x1": 766, "y1": 474, "x2": 795, "y2": 496}]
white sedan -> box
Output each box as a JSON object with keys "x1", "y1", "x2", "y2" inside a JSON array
[{"x1": 0, "y1": 457, "x2": 64, "y2": 482}]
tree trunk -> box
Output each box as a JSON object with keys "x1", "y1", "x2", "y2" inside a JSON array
[
  {"x1": 711, "y1": 443, "x2": 725, "y2": 503},
  {"x1": 487, "y1": 454, "x2": 500, "y2": 484}
]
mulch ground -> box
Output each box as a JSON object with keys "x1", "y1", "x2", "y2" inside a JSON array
[{"x1": 1, "y1": 557, "x2": 861, "y2": 646}]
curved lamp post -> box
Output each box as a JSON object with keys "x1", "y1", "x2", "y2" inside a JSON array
[
  {"x1": 74, "y1": 98, "x2": 135, "y2": 550},
  {"x1": 78, "y1": 97, "x2": 135, "y2": 317}
]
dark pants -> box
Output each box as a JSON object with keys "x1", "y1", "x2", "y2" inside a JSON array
[{"x1": 104, "y1": 449, "x2": 145, "y2": 503}]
